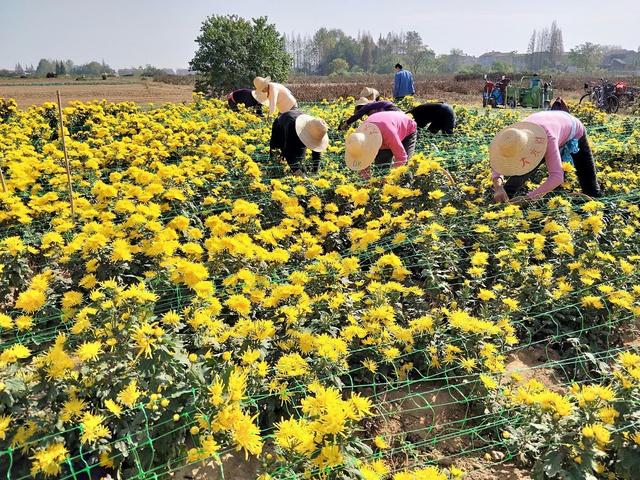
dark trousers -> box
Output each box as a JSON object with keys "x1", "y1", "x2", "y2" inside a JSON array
[
  {"x1": 373, "y1": 131, "x2": 417, "y2": 168},
  {"x1": 271, "y1": 150, "x2": 321, "y2": 175},
  {"x1": 504, "y1": 134, "x2": 602, "y2": 198},
  {"x1": 428, "y1": 122, "x2": 454, "y2": 135},
  {"x1": 288, "y1": 154, "x2": 321, "y2": 174}
]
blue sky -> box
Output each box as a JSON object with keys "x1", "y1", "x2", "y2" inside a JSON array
[{"x1": 1, "y1": 0, "x2": 638, "y2": 69}]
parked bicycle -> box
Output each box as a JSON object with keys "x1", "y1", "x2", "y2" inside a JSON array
[
  {"x1": 579, "y1": 78, "x2": 640, "y2": 113},
  {"x1": 579, "y1": 79, "x2": 619, "y2": 113},
  {"x1": 614, "y1": 81, "x2": 640, "y2": 109}
]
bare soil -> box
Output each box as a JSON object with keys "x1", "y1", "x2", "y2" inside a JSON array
[
  {"x1": 370, "y1": 381, "x2": 469, "y2": 449},
  {"x1": 458, "y1": 458, "x2": 532, "y2": 480},
  {"x1": 505, "y1": 346, "x2": 563, "y2": 391},
  {"x1": 0, "y1": 78, "x2": 194, "y2": 108},
  {"x1": 170, "y1": 451, "x2": 259, "y2": 480}
]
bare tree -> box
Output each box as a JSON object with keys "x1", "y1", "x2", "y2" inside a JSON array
[
  {"x1": 527, "y1": 30, "x2": 537, "y2": 70},
  {"x1": 549, "y1": 21, "x2": 564, "y2": 67}
]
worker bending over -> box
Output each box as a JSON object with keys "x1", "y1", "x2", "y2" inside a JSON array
[
  {"x1": 339, "y1": 97, "x2": 400, "y2": 131},
  {"x1": 270, "y1": 111, "x2": 329, "y2": 176},
  {"x1": 407, "y1": 102, "x2": 456, "y2": 135},
  {"x1": 254, "y1": 76, "x2": 297, "y2": 115},
  {"x1": 226, "y1": 88, "x2": 268, "y2": 115},
  {"x1": 491, "y1": 111, "x2": 602, "y2": 203},
  {"x1": 344, "y1": 110, "x2": 417, "y2": 179}
]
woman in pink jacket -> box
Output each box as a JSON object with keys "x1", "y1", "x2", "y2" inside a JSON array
[
  {"x1": 344, "y1": 110, "x2": 417, "y2": 178},
  {"x1": 491, "y1": 111, "x2": 602, "y2": 203}
]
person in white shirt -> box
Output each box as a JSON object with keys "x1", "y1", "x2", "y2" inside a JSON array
[{"x1": 253, "y1": 76, "x2": 297, "y2": 115}]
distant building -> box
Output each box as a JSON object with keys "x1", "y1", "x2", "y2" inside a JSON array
[
  {"x1": 118, "y1": 68, "x2": 135, "y2": 76},
  {"x1": 600, "y1": 49, "x2": 640, "y2": 72}
]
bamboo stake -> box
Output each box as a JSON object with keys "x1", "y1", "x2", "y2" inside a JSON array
[
  {"x1": 56, "y1": 91, "x2": 75, "y2": 218},
  {"x1": 0, "y1": 165, "x2": 6, "y2": 193}
]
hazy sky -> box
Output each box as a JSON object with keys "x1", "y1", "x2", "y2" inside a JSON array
[{"x1": 1, "y1": 0, "x2": 638, "y2": 69}]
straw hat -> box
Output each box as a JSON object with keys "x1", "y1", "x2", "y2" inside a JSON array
[
  {"x1": 359, "y1": 87, "x2": 379, "y2": 101},
  {"x1": 251, "y1": 89, "x2": 269, "y2": 106},
  {"x1": 295, "y1": 114, "x2": 329, "y2": 152},
  {"x1": 355, "y1": 97, "x2": 371, "y2": 106},
  {"x1": 253, "y1": 76, "x2": 271, "y2": 93},
  {"x1": 344, "y1": 123, "x2": 383, "y2": 171},
  {"x1": 489, "y1": 122, "x2": 548, "y2": 176}
]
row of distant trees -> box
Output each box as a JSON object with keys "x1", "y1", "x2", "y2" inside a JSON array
[
  {"x1": 284, "y1": 21, "x2": 639, "y2": 76},
  {"x1": 188, "y1": 15, "x2": 640, "y2": 96},
  {"x1": 285, "y1": 30, "x2": 439, "y2": 75},
  {"x1": 1, "y1": 59, "x2": 172, "y2": 78},
  {"x1": 10, "y1": 59, "x2": 115, "y2": 76}
]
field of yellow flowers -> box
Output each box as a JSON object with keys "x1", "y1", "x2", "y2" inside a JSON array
[{"x1": 0, "y1": 95, "x2": 639, "y2": 480}]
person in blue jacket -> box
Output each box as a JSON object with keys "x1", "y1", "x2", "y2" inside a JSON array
[{"x1": 393, "y1": 63, "x2": 415, "y2": 100}]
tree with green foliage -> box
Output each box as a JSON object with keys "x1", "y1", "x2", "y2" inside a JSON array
[
  {"x1": 328, "y1": 58, "x2": 349, "y2": 75},
  {"x1": 404, "y1": 31, "x2": 437, "y2": 74},
  {"x1": 35, "y1": 59, "x2": 55, "y2": 76},
  {"x1": 437, "y1": 49, "x2": 467, "y2": 73},
  {"x1": 568, "y1": 42, "x2": 604, "y2": 72},
  {"x1": 190, "y1": 15, "x2": 291, "y2": 96},
  {"x1": 490, "y1": 61, "x2": 513, "y2": 74}
]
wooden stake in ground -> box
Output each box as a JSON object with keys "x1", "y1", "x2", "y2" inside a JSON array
[
  {"x1": 56, "y1": 90, "x2": 75, "y2": 218},
  {"x1": 0, "y1": 164, "x2": 6, "y2": 193}
]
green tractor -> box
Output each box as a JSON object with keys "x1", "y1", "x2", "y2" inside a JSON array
[{"x1": 505, "y1": 75, "x2": 553, "y2": 109}]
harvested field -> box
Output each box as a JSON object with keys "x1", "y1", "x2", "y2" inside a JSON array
[
  {"x1": 0, "y1": 77, "x2": 194, "y2": 107},
  {"x1": 6, "y1": 74, "x2": 639, "y2": 108}
]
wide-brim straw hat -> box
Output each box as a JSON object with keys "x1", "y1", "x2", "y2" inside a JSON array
[
  {"x1": 490, "y1": 121, "x2": 548, "y2": 176},
  {"x1": 355, "y1": 97, "x2": 371, "y2": 106},
  {"x1": 253, "y1": 76, "x2": 271, "y2": 93},
  {"x1": 251, "y1": 89, "x2": 269, "y2": 106},
  {"x1": 295, "y1": 114, "x2": 329, "y2": 152},
  {"x1": 344, "y1": 122, "x2": 383, "y2": 171},
  {"x1": 359, "y1": 87, "x2": 379, "y2": 100}
]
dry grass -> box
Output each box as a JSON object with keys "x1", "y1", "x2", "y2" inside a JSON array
[{"x1": 0, "y1": 77, "x2": 194, "y2": 108}]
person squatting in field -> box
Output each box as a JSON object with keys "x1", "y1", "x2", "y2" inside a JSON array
[
  {"x1": 344, "y1": 110, "x2": 417, "y2": 179},
  {"x1": 254, "y1": 76, "x2": 297, "y2": 115},
  {"x1": 491, "y1": 110, "x2": 603, "y2": 204},
  {"x1": 226, "y1": 88, "x2": 268, "y2": 115},
  {"x1": 339, "y1": 97, "x2": 401, "y2": 131},
  {"x1": 269, "y1": 110, "x2": 329, "y2": 176},
  {"x1": 406, "y1": 102, "x2": 456, "y2": 135}
]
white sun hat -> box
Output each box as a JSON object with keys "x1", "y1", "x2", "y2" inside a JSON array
[
  {"x1": 355, "y1": 97, "x2": 371, "y2": 106},
  {"x1": 253, "y1": 76, "x2": 272, "y2": 93},
  {"x1": 251, "y1": 89, "x2": 269, "y2": 106},
  {"x1": 359, "y1": 87, "x2": 379, "y2": 101},
  {"x1": 295, "y1": 114, "x2": 329, "y2": 152},
  {"x1": 344, "y1": 122, "x2": 383, "y2": 171},
  {"x1": 490, "y1": 121, "x2": 548, "y2": 176}
]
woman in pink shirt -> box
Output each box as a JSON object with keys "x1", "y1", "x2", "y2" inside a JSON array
[
  {"x1": 491, "y1": 111, "x2": 602, "y2": 203},
  {"x1": 344, "y1": 110, "x2": 417, "y2": 178}
]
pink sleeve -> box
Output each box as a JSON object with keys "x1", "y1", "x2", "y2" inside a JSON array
[
  {"x1": 528, "y1": 135, "x2": 564, "y2": 199},
  {"x1": 380, "y1": 125, "x2": 407, "y2": 167}
]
